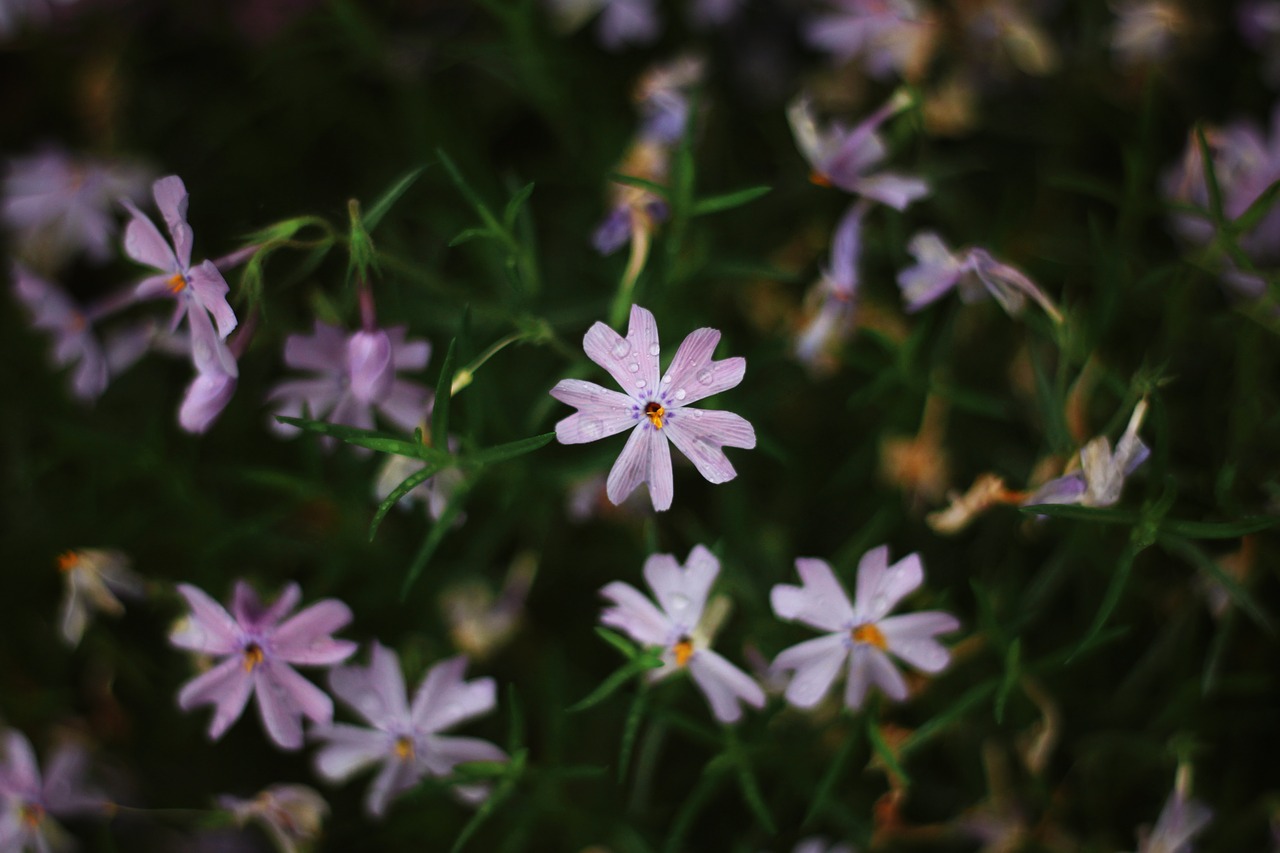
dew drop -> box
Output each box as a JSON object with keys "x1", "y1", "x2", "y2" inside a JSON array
[
  {"x1": 696, "y1": 367, "x2": 714, "y2": 385},
  {"x1": 636, "y1": 379, "x2": 647, "y2": 388},
  {"x1": 648, "y1": 343, "x2": 661, "y2": 356},
  {"x1": 675, "y1": 389, "x2": 687, "y2": 401},
  {"x1": 583, "y1": 418, "x2": 603, "y2": 439},
  {"x1": 628, "y1": 362, "x2": 640, "y2": 373},
  {"x1": 612, "y1": 340, "x2": 631, "y2": 358},
  {"x1": 671, "y1": 593, "x2": 690, "y2": 610},
  {"x1": 692, "y1": 410, "x2": 704, "y2": 419},
  {"x1": 661, "y1": 374, "x2": 671, "y2": 385}
]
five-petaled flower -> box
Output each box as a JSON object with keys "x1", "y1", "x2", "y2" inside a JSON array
[
  {"x1": 170, "y1": 581, "x2": 357, "y2": 750},
  {"x1": 600, "y1": 545, "x2": 766, "y2": 724},
  {"x1": 770, "y1": 546, "x2": 959, "y2": 710},
  {"x1": 0, "y1": 728, "x2": 106, "y2": 853},
  {"x1": 311, "y1": 643, "x2": 506, "y2": 818},
  {"x1": 550, "y1": 304, "x2": 756, "y2": 512}
]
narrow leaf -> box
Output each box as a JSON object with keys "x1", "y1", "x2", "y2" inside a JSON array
[
  {"x1": 438, "y1": 148, "x2": 504, "y2": 233},
  {"x1": 1230, "y1": 177, "x2": 1280, "y2": 236},
  {"x1": 802, "y1": 726, "x2": 857, "y2": 826},
  {"x1": 400, "y1": 479, "x2": 474, "y2": 598},
  {"x1": 616, "y1": 686, "x2": 648, "y2": 783},
  {"x1": 1160, "y1": 515, "x2": 1279, "y2": 539},
  {"x1": 433, "y1": 339, "x2": 458, "y2": 446},
  {"x1": 1017, "y1": 503, "x2": 1139, "y2": 525},
  {"x1": 866, "y1": 717, "x2": 910, "y2": 786},
  {"x1": 368, "y1": 461, "x2": 448, "y2": 542},
  {"x1": 458, "y1": 432, "x2": 555, "y2": 467},
  {"x1": 274, "y1": 415, "x2": 450, "y2": 462},
  {"x1": 1158, "y1": 533, "x2": 1276, "y2": 635},
  {"x1": 594, "y1": 626, "x2": 642, "y2": 660},
  {"x1": 724, "y1": 727, "x2": 775, "y2": 834},
  {"x1": 606, "y1": 172, "x2": 669, "y2": 200},
  {"x1": 450, "y1": 749, "x2": 526, "y2": 853},
  {"x1": 994, "y1": 639, "x2": 1021, "y2": 724},
  {"x1": 900, "y1": 681, "x2": 996, "y2": 758},
  {"x1": 691, "y1": 185, "x2": 772, "y2": 217},
  {"x1": 449, "y1": 228, "x2": 496, "y2": 248},
  {"x1": 566, "y1": 658, "x2": 658, "y2": 714},
  {"x1": 1067, "y1": 541, "x2": 1143, "y2": 662},
  {"x1": 1194, "y1": 124, "x2": 1226, "y2": 226},
  {"x1": 363, "y1": 166, "x2": 425, "y2": 231},
  {"x1": 503, "y1": 182, "x2": 536, "y2": 231}
]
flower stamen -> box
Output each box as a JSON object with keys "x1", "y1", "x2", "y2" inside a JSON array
[
  {"x1": 644, "y1": 401, "x2": 665, "y2": 429},
  {"x1": 851, "y1": 623, "x2": 887, "y2": 650},
  {"x1": 673, "y1": 636, "x2": 694, "y2": 667},
  {"x1": 167, "y1": 272, "x2": 188, "y2": 293},
  {"x1": 243, "y1": 643, "x2": 265, "y2": 672},
  {"x1": 56, "y1": 550, "x2": 80, "y2": 573},
  {"x1": 394, "y1": 736, "x2": 415, "y2": 761}
]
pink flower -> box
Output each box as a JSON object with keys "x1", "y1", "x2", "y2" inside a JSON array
[
  {"x1": 600, "y1": 545, "x2": 766, "y2": 724},
  {"x1": 1133, "y1": 781, "x2": 1211, "y2": 853},
  {"x1": 170, "y1": 582, "x2": 356, "y2": 750},
  {"x1": 770, "y1": 546, "x2": 959, "y2": 710},
  {"x1": 803, "y1": 0, "x2": 936, "y2": 80},
  {"x1": 550, "y1": 305, "x2": 756, "y2": 512},
  {"x1": 897, "y1": 231, "x2": 1062, "y2": 322},
  {"x1": 0, "y1": 729, "x2": 106, "y2": 852},
  {"x1": 312, "y1": 644, "x2": 506, "y2": 818}
]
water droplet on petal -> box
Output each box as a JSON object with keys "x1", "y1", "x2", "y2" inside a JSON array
[
  {"x1": 628, "y1": 362, "x2": 640, "y2": 373},
  {"x1": 636, "y1": 379, "x2": 647, "y2": 388},
  {"x1": 675, "y1": 389, "x2": 687, "y2": 401},
  {"x1": 613, "y1": 340, "x2": 631, "y2": 358},
  {"x1": 649, "y1": 343, "x2": 660, "y2": 356},
  {"x1": 661, "y1": 374, "x2": 671, "y2": 385},
  {"x1": 696, "y1": 367, "x2": 714, "y2": 385},
  {"x1": 671, "y1": 593, "x2": 689, "y2": 610},
  {"x1": 692, "y1": 409, "x2": 704, "y2": 419},
  {"x1": 583, "y1": 418, "x2": 603, "y2": 439}
]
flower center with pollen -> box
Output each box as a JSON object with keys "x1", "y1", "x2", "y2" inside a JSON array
[
  {"x1": 673, "y1": 636, "x2": 694, "y2": 667},
  {"x1": 56, "y1": 551, "x2": 80, "y2": 573},
  {"x1": 167, "y1": 272, "x2": 188, "y2": 294},
  {"x1": 243, "y1": 643, "x2": 265, "y2": 672},
  {"x1": 394, "y1": 736, "x2": 415, "y2": 761},
  {"x1": 644, "y1": 401, "x2": 666, "y2": 429},
  {"x1": 851, "y1": 623, "x2": 887, "y2": 650},
  {"x1": 21, "y1": 802, "x2": 45, "y2": 828}
]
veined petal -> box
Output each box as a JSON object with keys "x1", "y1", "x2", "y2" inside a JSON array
[
  {"x1": 643, "y1": 545, "x2": 719, "y2": 630},
  {"x1": 171, "y1": 584, "x2": 242, "y2": 655},
  {"x1": 582, "y1": 305, "x2": 662, "y2": 397},
  {"x1": 312, "y1": 723, "x2": 390, "y2": 782},
  {"x1": 550, "y1": 379, "x2": 638, "y2": 444},
  {"x1": 187, "y1": 261, "x2": 236, "y2": 339},
  {"x1": 328, "y1": 643, "x2": 410, "y2": 728},
  {"x1": 177, "y1": 656, "x2": 253, "y2": 740},
  {"x1": 772, "y1": 633, "x2": 848, "y2": 709},
  {"x1": 687, "y1": 649, "x2": 765, "y2": 724},
  {"x1": 661, "y1": 328, "x2": 746, "y2": 407},
  {"x1": 152, "y1": 176, "x2": 192, "y2": 269},
  {"x1": 771, "y1": 557, "x2": 855, "y2": 631},
  {"x1": 853, "y1": 547, "x2": 922, "y2": 623},
  {"x1": 878, "y1": 611, "x2": 959, "y2": 673},
  {"x1": 600, "y1": 581, "x2": 671, "y2": 646},
  {"x1": 273, "y1": 600, "x2": 355, "y2": 665},
  {"x1": 256, "y1": 662, "x2": 332, "y2": 750},
  {"x1": 647, "y1": 427, "x2": 673, "y2": 510},
  {"x1": 121, "y1": 200, "x2": 177, "y2": 272},
  {"x1": 663, "y1": 410, "x2": 755, "y2": 485},
  {"x1": 606, "y1": 424, "x2": 656, "y2": 507}
]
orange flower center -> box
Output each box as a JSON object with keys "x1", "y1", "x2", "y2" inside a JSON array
[
  {"x1": 851, "y1": 623, "x2": 887, "y2": 650},
  {"x1": 809, "y1": 170, "x2": 833, "y2": 188},
  {"x1": 21, "y1": 802, "x2": 45, "y2": 828},
  {"x1": 243, "y1": 643, "x2": 265, "y2": 672},
  {"x1": 673, "y1": 636, "x2": 694, "y2": 667},
  {"x1": 644, "y1": 401, "x2": 665, "y2": 430},
  {"x1": 395, "y1": 736, "x2": 415, "y2": 761},
  {"x1": 167, "y1": 272, "x2": 188, "y2": 294},
  {"x1": 56, "y1": 550, "x2": 80, "y2": 573}
]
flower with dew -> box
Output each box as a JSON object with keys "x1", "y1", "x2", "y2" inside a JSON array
[
  {"x1": 1024, "y1": 399, "x2": 1149, "y2": 509},
  {"x1": 170, "y1": 581, "x2": 356, "y2": 750},
  {"x1": 550, "y1": 304, "x2": 756, "y2": 512},
  {"x1": 121, "y1": 175, "x2": 238, "y2": 378},
  {"x1": 795, "y1": 200, "x2": 867, "y2": 373},
  {"x1": 268, "y1": 320, "x2": 431, "y2": 448},
  {"x1": 600, "y1": 545, "x2": 766, "y2": 724},
  {"x1": 1131, "y1": 773, "x2": 1211, "y2": 853},
  {"x1": 11, "y1": 264, "x2": 150, "y2": 402},
  {"x1": 0, "y1": 729, "x2": 106, "y2": 853},
  {"x1": 311, "y1": 643, "x2": 506, "y2": 818},
  {"x1": 55, "y1": 548, "x2": 144, "y2": 648},
  {"x1": 2, "y1": 148, "x2": 149, "y2": 267},
  {"x1": 789, "y1": 91, "x2": 929, "y2": 210},
  {"x1": 770, "y1": 546, "x2": 959, "y2": 710},
  {"x1": 897, "y1": 231, "x2": 1062, "y2": 322},
  {"x1": 217, "y1": 784, "x2": 328, "y2": 853},
  {"x1": 803, "y1": 0, "x2": 937, "y2": 81}
]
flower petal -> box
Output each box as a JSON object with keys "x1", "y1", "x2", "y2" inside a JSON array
[
  {"x1": 420, "y1": 734, "x2": 507, "y2": 778},
  {"x1": 850, "y1": 172, "x2": 929, "y2": 210},
  {"x1": 663, "y1": 410, "x2": 754, "y2": 486},
  {"x1": 255, "y1": 662, "x2": 333, "y2": 750},
  {"x1": 387, "y1": 326, "x2": 431, "y2": 371},
  {"x1": 772, "y1": 633, "x2": 848, "y2": 709},
  {"x1": 233, "y1": 581, "x2": 300, "y2": 631},
  {"x1": 897, "y1": 231, "x2": 964, "y2": 311},
  {"x1": 171, "y1": 584, "x2": 242, "y2": 655},
  {"x1": 186, "y1": 303, "x2": 238, "y2": 377},
  {"x1": 643, "y1": 545, "x2": 719, "y2": 631},
  {"x1": 853, "y1": 546, "x2": 922, "y2": 623},
  {"x1": 582, "y1": 305, "x2": 661, "y2": 398},
  {"x1": 177, "y1": 656, "x2": 253, "y2": 740},
  {"x1": 272, "y1": 600, "x2": 356, "y2": 666},
  {"x1": 1, "y1": 729, "x2": 41, "y2": 791},
  {"x1": 364, "y1": 755, "x2": 419, "y2": 818},
  {"x1": 863, "y1": 645, "x2": 908, "y2": 702},
  {"x1": 661, "y1": 328, "x2": 746, "y2": 407},
  {"x1": 41, "y1": 743, "x2": 103, "y2": 814},
  {"x1": 179, "y1": 367, "x2": 236, "y2": 434},
  {"x1": 878, "y1": 611, "x2": 960, "y2": 673},
  {"x1": 606, "y1": 423, "x2": 662, "y2": 508},
  {"x1": 328, "y1": 643, "x2": 410, "y2": 727},
  {"x1": 550, "y1": 379, "x2": 639, "y2": 444},
  {"x1": 284, "y1": 322, "x2": 347, "y2": 372},
  {"x1": 770, "y1": 558, "x2": 855, "y2": 632},
  {"x1": 377, "y1": 379, "x2": 430, "y2": 434},
  {"x1": 187, "y1": 261, "x2": 237, "y2": 339},
  {"x1": 410, "y1": 657, "x2": 497, "y2": 733},
  {"x1": 311, "y1": 723, "x2": 390, "y2": 782},
  {"x1": 687, "y1": 649, "x2": 765, "y2": 724},
  {"x1": 121, "y1": 200, "x2": 177, "y2": 273},
  {"x1": 600, "y1": 581, "x2": 671, "y2": 646},
  {"x1": 152, "y1": 176, "x2": 192, "y2": 269}
]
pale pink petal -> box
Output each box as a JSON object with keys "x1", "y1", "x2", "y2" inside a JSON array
[
  {"x1": 377, "y1": 380, "x2": 430, "y2": 433},
  {"x1": 255, "y1": 662, "x2": 332, "y2": 749},
  {"x1": 328, "y1": 643, "x2": 410, "y2": 727},
  {"x1": 42, "y1": 744, "x2": 104, "y2": 814},
  {"x1": 284, "y1": 322, "x2": 347, "y2": 371},
  {"x1": 863, "y1": 645, "x2": 908, "y2": 702},
  {"x1": 171, "y1": 584, "x2": 242, "y2": 655},
  {"x1": 643, "y1": 546, "x2": 719, "y2": 629},
  {"x1": 151, "y1": 176, "x2": 192, "y2": 269},
  {"x1": 550, "y1": 379, "x2": 639, "y2": 444},
  {"x1": 179, "y1": 367, "x2": 236, "y2": 434},
  {"x1": 600, "y1": 581, "x2": 672, "y2": 646},
  {"x1": 420, "y1": 734, "x2": 506, "y2": 777},
  {"x1": 770, "y1": 558, "x2": 855, "y2": 632},
  {"x1": 121, "y1": 201, "x2": 177, "y2": 272},
  {"x1": 1, "y1": 730, "x2": 40, "y2": 790},
  {"x1": 661, "y1": 329, "x2": 746, "y2": 407},
  {"x1": 843, "y1": 644, "x2": 874, "y2": 710},
  {"x1": 878, "y1": 611, "x2": 959, "y2": 673},
  {"x1": 267, "y1": 377, "x2": 342, "y2": 434},
  {"x1": 272, "y1": 600, "x2": 355, "y2": 664},
  {"x1": 606, "y1": 424, "x2": 654, "y2": 507},
  {"x1": 687, "y1": 649, "x2": 765, "y2": 723},
  {"x1": 186, "y1": 303, "x2": 238, "y2": 376},
  {"x1": 411, "y1": 657, "x2": 496, "y2": 733},
  {"x1": 850, "y1": 173, "x2": 929, "y2": 210},
  {"x1": 385, "y1": 326, "x2": 431, "y2": 371},
  {"x1": 663, "y1": 410, "x2": 754, "y2": 485},
  {"x1": 853, "y1": 547, "x2": 922, "y2": 623},
  {"x1": 583, "y1": 321, "x2": 644, "y2": 398},
  {"x1": 186, "y1": 261, "x2": 236, "y2": 339},
  {"x1": 647, "y1": 427, "x2": 674, "y2": 511},
  {"x1": 347, "y1": 330, "x2": 394, "y2": 404},
  {"x1": 178, "y1": 656, "x2": 254, "y2": 740},
  {"x1": 772, "y1": 633, "x2": 848, "y2": 709},
  {"x1": 365, "y1": 756, "x2": 419, "y2": 818},
  {"x1": 623, "y1": 304, "x2": 662, "y2": 392},
  {"x1": 231, "y1": 581, "x2": 296, "y2": 630},
  {"x1": 311, "y1": 723, "x2": 391, "y2": 782}
]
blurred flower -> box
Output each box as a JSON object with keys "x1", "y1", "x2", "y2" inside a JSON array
[
  {"x1": 218, "y1": 784, "x2": 327, "y2": 853},
  {"x1": 803, "y1": 0, "x2": 937, "y2": 81},
  {"x1": 897, "y1": 231, "x2": 1062, "y2": 322},
  {"x1": 566, "y1": 471, "x2": 649, "y2": 521},
  {"x1": 12, "y1": 264, "x2": 110, "y2": 402},
  {"x1": 1110, "y1": 1, "x2": 1191, "y2": 68},
  {"x1": 373, "y1": 449, "x2": 465, "y2": 523},
  {"x1": 550, "y1": 304, "x2": 756, "y2": 512},
  {"x1": 170, "y1": 582, "x2": 356, "y2": 750},
  {"x1": 1024, "y1": 399, "x2": 1149, "y2": 509},
  {"x1": 770, "y1": 546, "x2": 959, "y2": 710},
  {"x1": 1240, "y1": 1, "x2": 1280, "y2": 86},
  {"x1": 268, "y1": 321, "x2": 431, "y2": 447},
  {"x1": 792, "y1": 838, "x2": 856, "y2": 853},
  {"x1": 122, "y1": 175, "x2": 238, "y2": 378},
  {"x1": 180, "y1": 365, "x2": 238, "y2": 434},
  {"x1": 600, "y1": 545, "x2": 765, "y2": 724},
  {"x1": 2, "y1": 148, "x2": 148, "y2": 268},
  {"x1": 633, "y1": 54, "x2": 703, "y2": 145},
  {"x1": 442, "y1": 554, "x2": 535, "y2": 661},
  {"x1": 789, "y1": 91, "x2": 929, "y2": 209},
  {"x1": 795, "y1": 200, "x2": 867, "y2": 373},
  {"x1": 0, "y1": 729, "x2": 107, "y2": 852},
  {"x1": 55, "y1": 548, "x2": 143, "y2": 648},
  {"x1": 312, "y1": 644, "x2": 506, "y2": 818},
  {"x1": 1197, "y1": 536, "x2": 1257, "y2": 620},
  {"x1": 880, "y1": 394, "x2": 950, "y2": 508},
  {"x1": 961, "y1": 0, "x2": 1059, "y2": 77},
  {"x1": 1132, "y1": 777, "x2": 1211, "y2": 853},
  {"x1": 926, "y1": 473, "x2": 1025, "y2": 534}
]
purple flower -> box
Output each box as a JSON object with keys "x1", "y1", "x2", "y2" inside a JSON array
[
  {"x1": 803, "y1": 0, "x2": 936, "y2": 80},
  {"x1": 1133, "y1": 782, "x2": 1211, "y2": 853},
  {"x1": 180, "y1": 365, "x2": 238, "y2": 434},
  {"x1": 268, "y1": 321, "x2": 431, "y2": 446},
  {"x1": 795, "y1": 201, "x2": 867, "y2": 372},
  {"x1": 550, "y1": 304, "x2": 756, "y2": 512},
  {"x1": 2, "y1": 148, "x2": 149, "y2": 267},
  {"x1": 1024, "y1": 399, "x2": 1149, "y2": 509},
  {"x1": 122, "y1": 176, "x2": 238, "y2": 377},
  {"x1": 12, "y1": 264, "x2": 110, "y2": 401},
  {"x1": 770, "y1": 546, "x2": 959, "y2": 710},
  {"x1": 218, "y1": 784, "x2": 328, "y2": 853},
  {"x1": 792, "y1": 840, "x2": 856, "y2": 853},
  {"x1": 170, "y1": 581, "x2": 357, "y2": 750},
  {"x1": 0, "y1": 729, "x2": 106, "y2": 852},
  {"x1": 897, "y1": 231, "x2": 1062, "y2": 322},
  {"x1": 598, "y1": 0, "x2": 659, "y2": 49},
  {"x1": 56, "y1": 548, "x2": 143, "y2": 648},
  {"x1": 788, "y1": 92, "x2": 929, "y2": 209},
  {"x1": 634, "y1": 55, "x2": 703, "y2": 145},
  {"x1": 600, "y1": 545, "x2": 766, "y2": 724},
  {"x1": 312, "y1": 644, "x2": 506, "y2": 818}
]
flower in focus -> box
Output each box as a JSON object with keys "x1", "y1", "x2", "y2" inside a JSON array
[
  {"x1": 218, "y1": 784, "x2": 328, "y2": 853},
  {"x1": 803, "y1": 0, "x2": 937, "y2": 81},
  {"x1": 268, "y1": 320, "x2": 431, "y2": 446},
  {"x1": 170, "y1": 582, "x2": 356, "y2": 750},
  {"x1": 1131, "y1": 775, "x2": 1211, "y2": 853},
  {"x1": 1024, "y1": 399, "x2": 1149, "y2": 509},
  {"x1": 122, "y1": 175, "x2": 238, "y2": 377},
  {"x1": 770, "y1": 546, "x2": 959, "y2": 710},
  {"x1": 55, "y1": 548, "x2": 143, "y2": 648},
  {"x1": 0, "y1": 729, "x2": 106, "y2": 852},
  {"x1": 795, "y1": 200, "x2": 867, "y2": 373},
  {"x1": 789, "y1": 91, "x2": 929, "y2": 209},
  {"x1": 897, "y1": 231, "x2": 1062, "y2": 322},
  {"x1": 600, "y1": 545, "x2": 765, "y2": 723},
  {"x1": 312, "y1": 643, "x2": 506, "y2": 818},
  {"x1": 2, "y1": 148, "x2": 148, "y2": 268},
  {"x1": 550, "y1": 304, "x2": 756, "y2": 512},
  {"x1": 1110, "y1": 0, "x2": 1192, "y2": 69}
]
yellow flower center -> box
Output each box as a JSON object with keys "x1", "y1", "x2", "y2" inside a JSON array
[
  {"x1": 21, "y1": 802, "x2": 45, "y2": 828},
  {"x1": 395, "y1": 736, "x2": 415, "y2": 761},
  {"x1": 644, "y1": 401, "x2": 665, "y2": 430},
  {"x1": 167, "y1": 272, "x2": 188, "y2": 293},
  {"x1": 851, "y1": 623, "x2": 887, "y2": 650},
  {"x1": 56, "y1": 550, "x2": 80, "y2": 573},
  {"x1": 673, "y1": 636, "x2": 694, "y2": 667},
  {"x1": 243, "y1": 643, "x2": 265, "y2": 672}
]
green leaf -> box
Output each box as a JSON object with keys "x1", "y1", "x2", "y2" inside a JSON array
[
  {"x1": 363, "y1": 166, "x2": 425, "y2": 232},
  {"x1": 438, "y1": 148, "x2": 504, "y2": 234},
  {"x1": 503, "y1": 182, "x2": 535, "y2": 231},
  {"x1": 433, "y1": 339, "x2": 458, "y2": 446},
  {"x1": 449, "y1": 227, "x2": 495, "y2": 248},
  {"x1": 691, "y1": 185, "x2": 771, "y2": 217},
  {"x1": 346, "y1": 198, "x2": 378, "y2": 283},
  {"x1": 594, "y1": 626, "x2": 642, "y2": 660},
  {"x1": 1158, "y1": 533, "x2": 1276, "y2": 635},
  {"x1": 605, "y1": 171, "x2": 669, "y2": 200},
  {"x1": 802, "y1": 726, "x2": 857, "y2": 826},
  {"x1": 450, "y1": 748, "x2": 526, "y2": 853},
  {"x1": 400, "y1": 479, "x2": 474, "y2": 598},
  {"x1": 566, "y1": 656, "x2": 661, "y2": 714},
  {"x1": 866, "y1": 716, "x2": 910, "y2": 786},
  {"x1": 368, "y1": 461, "x2": 448, "y2": 542},
  {"x1": 1194, "y1": 124, "x2": 1226, "y2": 226},
  {"x1": 994, "y1": 639, "x2": 1021, "y2": 724},
  {"x1": 273, "y1": 415, "x2": 450, "y2": 461},
  {"x1": 1067, "y1": 540, "x2": 1144, "y2": 662},
  {"x1": 1160, "y1": 516, "x2": 1279, "y2": 539},
  {"x1": 616, "y1": 686, "x2": 648, "y2": 783},
  {"x1": 457, "y1": 432, "x2": 554, "y2": 467},
  {"x1": 1230, "y1": 177, "x2": 1280, "y2": 236},
  {"x1": 724, "y1": 727, "x2": 776, "y2": 834},
  {"x1": 900, "y1": 681, "x2": 996, "y2": 758}
]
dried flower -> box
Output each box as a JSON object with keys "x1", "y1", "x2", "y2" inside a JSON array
[
  {"x1": 55, "y1": 548, "x2": 143, "y2": 648},
  {"x1": 218, "y1": 784, "x2": 328, "y2": 853},
  {"x1": 1024, "y1": 399, "x2": 1149, "y2": 509}
]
